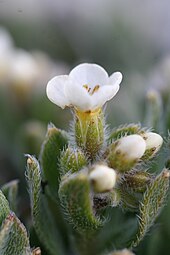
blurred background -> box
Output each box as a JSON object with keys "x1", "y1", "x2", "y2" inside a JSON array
[{"x1": 1, "y1": 0, "x2": 170, "y2": 254}]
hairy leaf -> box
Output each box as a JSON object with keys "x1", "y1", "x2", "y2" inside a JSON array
[
  {"x1": 26, "y1": 155, "x2": 66, "y2": 255},
  {"x1": 131, "y1": 168, "x2": 170, "y2": 247},
  {"x1": 0, "y1": 212, "x2": 31, "y2": 255}
]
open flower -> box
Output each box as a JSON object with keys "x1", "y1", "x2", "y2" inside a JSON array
[{"x1": 46, "y1": 63, "x2": 122, "y2": 111}]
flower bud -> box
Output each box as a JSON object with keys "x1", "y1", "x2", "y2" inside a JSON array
[
  {"x1": 109, "y1": 249, "x2": 135, "y2": 255},
  {"x1": 106, "y1": 135, "x2": 146, "y2": 172},
  {"x1": 116, "y1": 135, "x2": 146, "y2": 160},
  {"x1": 89, "y1": 165, "x2": 117, "y2": 193},
  {"x1": 60, "y1": 147, "x2": 87, "y2": 176},
  {"x1": 143, "y1": 132, "x2": 163, "y2": 154}
]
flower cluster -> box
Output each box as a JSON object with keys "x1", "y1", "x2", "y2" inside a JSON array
[{"x1": 46, "y1": 63, "x2": 164, "y2": 194}]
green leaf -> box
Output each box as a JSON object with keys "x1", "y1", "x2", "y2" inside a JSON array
[
  {"x1": 59, "y1": 170, "x2": 103, "y2": 235},
  {"x1": 131, "y1": 168, "x2": 170, "y2": 248},
  {"x1": 0, "y1": 212, "x2": 31, "y2": 255},
  {"x1": 0, "y1": 190, "x2": 10, "y2": 226},
  {"x1": 39, "y1": 123, "x2": 68, "y2": 196},
  {"x1": 1, "y1": 180, "x2": 19, "y2": 213},
  {"x1": 26, "y1": 155, "x2": 66, "y2": 255}
]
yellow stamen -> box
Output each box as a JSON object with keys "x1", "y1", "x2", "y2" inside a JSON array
[
  {"x1": 83, "y1": 84, "x2": 89, "y2": 91},
  {"x1": 83, "y1": 84, "x2": 100, "y2": 95},
  {"x1": 91, "y1": 85, "x2": 100, "y2": 95}
]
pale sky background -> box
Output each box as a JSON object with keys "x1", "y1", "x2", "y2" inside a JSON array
[{"x1": 0, "y1": 0, "x2": 170, "y2": 52}]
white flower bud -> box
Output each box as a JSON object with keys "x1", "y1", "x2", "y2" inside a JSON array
[
  {"x1": 110, "y1": 249, "x2": 135, "y2": 255},
  {"x1": 143, "y1": 132, "x2": 163, "y2": 153},
  {"x1": 89, "y1": 165, "x2": 117, "y2": 193},
  {"x1": 115, "y1": 134, "x2": 146, "y2": 160}
]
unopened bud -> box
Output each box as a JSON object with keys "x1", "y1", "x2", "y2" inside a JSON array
[
  {"x1": 109, "y1": 249, "x2": 135, "y2": 255},
  {"x1": 106, "y1": 135, "x2": 146, "y2": 172},
  {"x1": 60, "y1": 147, "x2": 87, "y2": 176},
  {"x1": 116, "y1": 135, "x2": 146, "y2": 160},
  {"x1": 142, "y1": 132, "x2": 163, "y2": 155},
  {"x1": 141, "y1": 132, "x2": 163, "y2": 160},
  {"x1": 89, "y1": 165, "x2": 117, "y2": 193}
]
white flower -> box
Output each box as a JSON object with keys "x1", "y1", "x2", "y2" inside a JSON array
[
  {"x1": 10, "y1": 49, "x2": 38, "y2": 85},
  {"x1": 46, "y1": 63, "x2": 123, "y2": 111},
  {"x1": 0, "y1": 27, "x2": 14, "y2": 81},
  {"x1": 115, "y1": 134, "x2": 146, "y2": 160},
  {"x1": 89, "y1": 164, "x2": 117, "y2": 193},
  {"x1": 142, "y1": 132, "x2": 163, "y2": 153}
]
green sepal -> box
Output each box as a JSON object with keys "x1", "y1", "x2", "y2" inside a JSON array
[
  {"x1": 108, "y1": 123, "x2": 146, "y2": 143},
  {"x1": 74, "y1": 109, "x2": 104, "y2": 160},
  {"x1": 59, "y1": 170, "x2": 103, "y2": 235},
  {"x1": 105, "y1": 142, "x2": 138, "y2": 173},
  {"x1": 131, "y1": 168, "x2": 170, "y2": 248},
  {"x1": 93, "y1": 189, "x2": 121, "y2": 211},
  {"x1": 39, "y1": 123, "x2": 68, "y2": 196},
  {"x1": 1, "y1": 180, "x2": 19, "y2": 213},
  {"x1": 60, "y1": 147, "x2": 87, "y2": 176},
  {"x1": 122, "y1": 171, "x2": 153, "y2": 193},
  {"x1": 0, "y1": 190, "x2": 10, "y2": 226},
  {"x1": 141, "y1": 148, "x2": 158, "y2": 161},
  {"x1": 0, "y1": 212, "x2": 31, "y2": 255},
  {"x1": 119, "y1": 188, "x2": 139, "y2": 212},
  {"x1": 26, "y1": 155, "x2": 66, "y2": 255}
]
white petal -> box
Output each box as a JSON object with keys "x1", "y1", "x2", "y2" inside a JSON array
[
  {"x1": 109, "y1": 72, "x2": 123, "y2": 87},
  {"x1": 64, "y1": 79, "x2": 92, "y2": 111},
  {"x1": 90, "y1": 84, "x2": 120, "y2": 110},
  {"x1": 69, "y1": 63, "x2": 108, "y2": 88},
  {"x1": 46, "y1": 75, "x2": 70, "y2": 109}
]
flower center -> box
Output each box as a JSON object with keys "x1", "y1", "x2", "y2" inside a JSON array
[{"x1": 83, "y1": 84, "x2": 100, "y2": 95}]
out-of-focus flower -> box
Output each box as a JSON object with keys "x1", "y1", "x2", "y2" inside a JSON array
[
  {"x1": 148, "y1": 56, "x2": 170, "y2": 95},
  {"x1": 89, "y1": 164, "x2": 117, "y2": 193},
  {"x1": 0, "y1": 27, "x2": 14, "y2": 82},
  {"x1": 9, "y1": 49, "x2": 39, "y2": 87},
  {"x1": 32, "y1": 50, "x2": 69, "y2": 92},
  {"x1": 46, "y1": 63, "x2": 122, "y2": 112}
]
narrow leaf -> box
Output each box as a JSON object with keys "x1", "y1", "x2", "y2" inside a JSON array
[
  {"x1": 59, "y1": 171, "x2": 103, "y2": 235},
  {"x1": 39, "y1": 123, "x2": 68, "y2": 196},
  {"x1": 0, "y1": 212, "x2": 31, "y2": 255},
  {"x1": 26, "y1": 155, "x2": 66, "y2": 255},
  {"x1": 0, "y1": 190, "x2": 10, "y2": 226},
  {"x1": 131, "y1": 168, "x2": 170, "y2": 248},
  {"x1": 1, "y1": 180, "x2": 19, "y2": 213}
]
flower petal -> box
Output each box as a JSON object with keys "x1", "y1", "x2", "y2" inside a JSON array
[
  {"x1": 46, "y1": 75, "x2": 70, "y2": 109},
  {"x1": 69, "y1": 63, "x2": 108, "y2": 88},
  {"x1": 64, "y1": 79, "x2": 92, "y2": 111},
  {"x1": 90, "y1": 84, "x2": 120, "y2": 110},
  {"x1": 109, "y1": 72, "x2": 123, "y2": 87}
]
